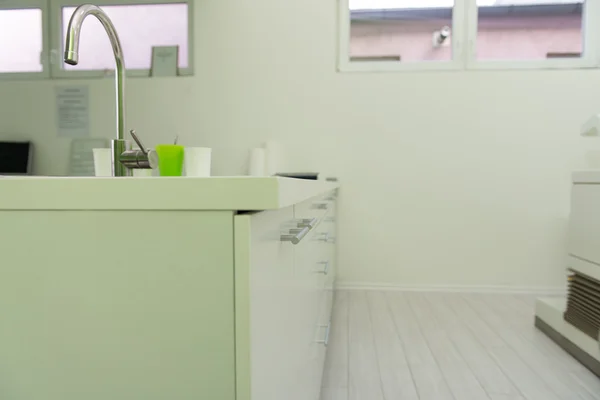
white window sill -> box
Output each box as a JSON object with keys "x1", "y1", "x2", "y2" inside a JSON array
[
  {"x1": 51, "y1": 67, "x2": 194, "y2": 79},
  {"x1": 337, "y1": 59, "x2": 598, "y2": 73},
  {"x1": 338, "y1": 60, "x2": 463, "y2": 73}
]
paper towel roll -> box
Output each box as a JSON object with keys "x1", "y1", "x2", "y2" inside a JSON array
[
  {"x1": 265, "y1": 140, "x2": 283, "y2": 176},
  {"x1": 249, "y1": 148, "x2": 266, "y2": 176}
]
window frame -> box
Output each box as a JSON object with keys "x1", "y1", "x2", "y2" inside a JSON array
[
  {"x1": 338, "y1": 0, "x2": 467, "y2": 72},
  {"x1": 466, "y1": 0, "x2": 599, "y2": 70},
  {"x1": 0, "y1": 0, "x2": 50, "y2": 80},
  {"x1": 49, "y1": 0, "x2": 194, "y2": 79},
  {"x1": 338, "y1": 0, "x2": 600, "y2": 72}
]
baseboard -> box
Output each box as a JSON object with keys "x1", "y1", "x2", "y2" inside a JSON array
[{"x1": 335, "y1": 281, "x2": 566, "y2": 295}]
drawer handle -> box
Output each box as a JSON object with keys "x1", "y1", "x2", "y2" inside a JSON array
[
  {"x1": 297, "y1": 218, "x2": 318, "y2": 230},
  {"x1": 316, "y1": 232, "x2": 335, "y2": 243},
  {"x1": 316, "y1": 261, "x2": 330, "y2": 275},
  {"x1": 280, "y1": 227, "x2": 310, "y2": 245},
  {"x1": 312, "y1": 203, "x2": 328, "y2": 210},
  {"x1": 316, "y1": 322, "x2": 331, "y2": 347},
  {"x1": 316, "y1": 232, "x2": 329, "y2": 242},
  {"x1": 324, "y1": 216, "x2": 335, "y2": 223}
]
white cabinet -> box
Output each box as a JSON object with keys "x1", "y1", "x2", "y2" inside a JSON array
[
  {"x1": 0, "y1": 180, "x2": 338, "y2": 400},
  {"x1": 569, "y1": 183, "x2": 600, "y2": 267},
  {"x1": 234, "y1": 190, "x2": 338, "y2": 400}
]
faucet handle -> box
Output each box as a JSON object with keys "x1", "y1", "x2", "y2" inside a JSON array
[
  {"x1": 119, "y1": 129, "x2": 158, "y2": 170},
  {"x1": 130, "y1": 130, "x2": 147, "y2": 155}
]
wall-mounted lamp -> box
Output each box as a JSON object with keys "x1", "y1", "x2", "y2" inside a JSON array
[
  {"x1": 432, "y1": 26, "x2": 451, "y2": 48},
  {"x1": 581, "y1": 114, "x2": 600, "y2": 137}
]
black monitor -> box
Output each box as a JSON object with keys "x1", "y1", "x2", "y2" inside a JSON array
[{"x1": 0, "y1": 141, "x2": 33, "y2": 175}]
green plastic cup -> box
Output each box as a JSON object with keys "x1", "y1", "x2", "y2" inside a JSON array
[{"x1": 156, "y1": 144, "x2": 185, "y2": 177}]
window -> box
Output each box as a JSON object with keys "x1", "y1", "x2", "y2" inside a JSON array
[
  {"x1": 350, "y1": 1, "x2": 454, "y2": 63},
  {"x1": 0, "y1": 9, "x2": 43, "y2": 73},
  {"x1": 341, "y1": 0, "x2": 466, "y2": 71},
  {"x1": 339, "y1": 0, "x2": 600, "y2": 71},
  {"x1": 467, "y1": 0, "x2": 597, "y2": 69},
  {"x1": 474, "y1": 0, "x2": 583, "y2": 61},
  {"x1": 0, "y1": 1, "x2": 48, "y2": 78},
  {"x1": 0, "y1": 0, "x2": 193, "y2": 80},
  {"x1": 57, "y1": 2, "x2": 191, "y2": 77}
]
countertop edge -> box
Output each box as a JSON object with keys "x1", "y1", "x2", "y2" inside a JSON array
[
  {"x1": 573, "y1": 170, "x2": 600, "y2": 184},
  {"x1": 0, "y1": 176, "x2": 339, "y2": 211}
]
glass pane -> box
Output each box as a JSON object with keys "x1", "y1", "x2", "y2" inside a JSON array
[
  {"x1": 0, "y1": 9, "x2": 43, "y2": 73},
  {"x1": 476, "y1": 0, "x2": 584, "y2": 61},
  {"x1": 62, "y1": 3, "x2": 189, "y2": 71},
  {"x1": 349, "y1": 0, "x2": 454, "y2": 63}
]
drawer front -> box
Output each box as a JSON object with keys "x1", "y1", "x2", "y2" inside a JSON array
[
  {"x1": 313, "y1": 214, "x2": 336, "y2": 296},
  {"x1": 294, "y1": 191, "x2": 337, "y2": 297},
  {"x1": 292, "y1": 190, "x2": 338, "y2": 400},
  {"x1": 295, "y1": 280, "x2": 333, "y2": 400},
  {"x1": 289, "y1": 207, "x2": 325, "y2": 400},
  {"x1": 309, "y1": 283, "x2": 334, "y2": 399},
  {"x1": 294, "y1": 192, "x2": 336, "y2": 228},
  {"x1": 294, "y1": 227, "x2": 322, "y2": 360},
  {"x1": 245, "y1": 206, "x2": 298, "y2": 400}
]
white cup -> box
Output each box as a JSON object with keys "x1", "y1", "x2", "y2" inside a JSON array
[
  {"x1": 93, "y1": 148, "x2": 112, "y2": 177},
  {"x1": 184, "y1": 147, "x2": 212, "y2": 177},
  {"x1": 248, "y1": 148, "x2": 267, "y2": 176},
  {"x1": 133, "y1": 169, "x2": 153, "y2": 177}
]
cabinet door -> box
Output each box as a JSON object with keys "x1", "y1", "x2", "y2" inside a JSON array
[
  {"x1": 234, "y1": 207, "x2": 296, "y2": 400},
  {"x1": 0, "y1": 211, "x2": 237, "y2": 400}
]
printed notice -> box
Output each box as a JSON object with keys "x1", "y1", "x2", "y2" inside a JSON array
[{"x1": 56, "y1": 86, "x2": 90, "y2": 137}]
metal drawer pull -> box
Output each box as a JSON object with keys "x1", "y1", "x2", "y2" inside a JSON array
[
  {"x1": 324, "y1": 196, "x2": 336, "y2": 201},
  {"x1": 280, "y1": 227, "x2": 310, "y2": 245},
  {"x1": 316, "y1": 261, "x2": 330, "y2": 275},
  {"x1": 317, "y1": 232, "x2": 335, "y2": 243},
  {"x1": 297, "y1": 218, "x2": 318, "y2": 230},
  {"x1": 316, "y1": 232, "x2": 336, "y2": 243},
  {"x1": 324, "y1": 216, "x2": 335, "y2": 223},
  {"x1": 316, "y1": 322, "x2": 331, "y2": 347},
  {"x1": 312, "y1": 203, "x2": 329, "y2": 210}
]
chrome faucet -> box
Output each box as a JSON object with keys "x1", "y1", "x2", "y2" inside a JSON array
[{"x1": 64, "y1": 4, "x2": 156, "y2": 176}]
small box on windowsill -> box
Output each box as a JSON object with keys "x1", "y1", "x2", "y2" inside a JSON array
[
  {"x1": 546, "y1": 52, "x2": 582, "y2": 59},
  {"x1": 350, "y1": 55, "x2": 401, "y2": 62},
  {"x1": 151, "y1": 46, "x2": 179, "y2": 77}
]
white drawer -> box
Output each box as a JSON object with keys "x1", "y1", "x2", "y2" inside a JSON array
[
  {"x1": 293, "y1": 283, "x2": 333, "y2": 400},
  {"x1": 295, "y1": 191, "x2": 337, "y2": 228},
  {"x1": 310, "y1": 284, "x2": 334, "y2": 398},
  {"x1": 294, "y1": 229, "x2": 322, "y2": 342},
  {"x1": 289, "y1": 190, "x2": 337, "y2": 400},
  {"x1": 312, "y1": 218, "x2": 336, "y2": 292}
]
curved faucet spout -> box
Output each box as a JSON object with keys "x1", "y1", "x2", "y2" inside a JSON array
[{"x1": 64, "y1": 4, "x2": 125, "y2": 143}]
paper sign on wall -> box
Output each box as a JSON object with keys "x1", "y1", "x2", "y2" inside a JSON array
[
  {"x1": 56, "y1": 86, "x2": 90, "y2": 138},
  {"x1": 69, "y1": 138, "x2": 109, "y2": 177}
]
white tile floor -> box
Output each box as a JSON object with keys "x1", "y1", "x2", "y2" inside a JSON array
[{"x1": 320, "y1": 291, "x2": 600, "y2": 400}]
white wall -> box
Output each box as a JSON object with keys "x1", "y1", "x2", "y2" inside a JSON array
[{"x1": 1, "y1": 0, "x2": 600, "y2": 290}]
